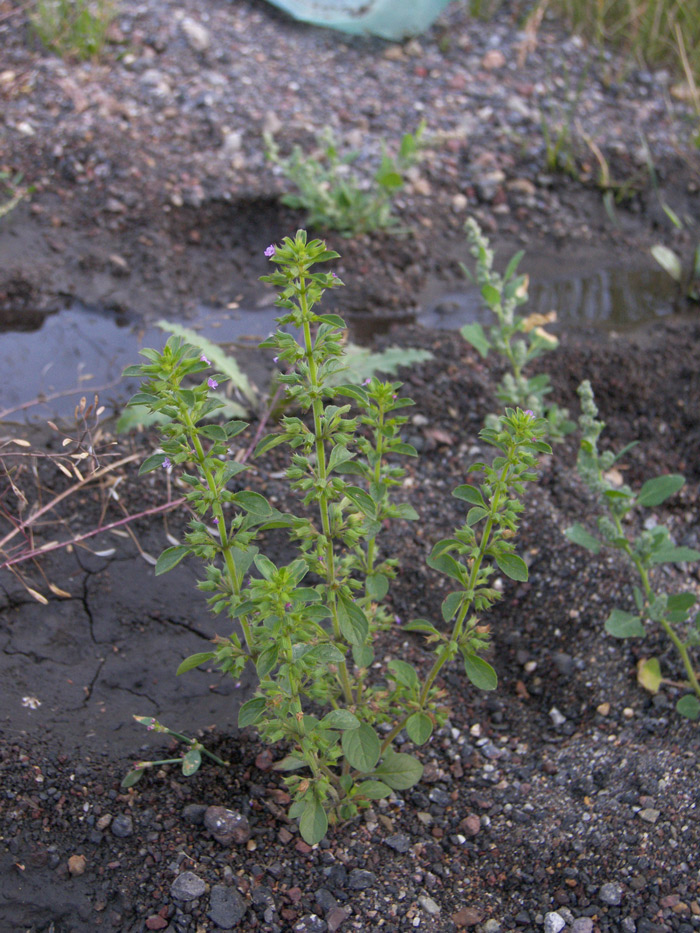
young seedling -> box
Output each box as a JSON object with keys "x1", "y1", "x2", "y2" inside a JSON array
[
  {"x1": 460, "y1": 218, "x2": 573, "y2": 440},
  {"x1": 566, "y1": 380, "x2": 700, "y2": 718}
]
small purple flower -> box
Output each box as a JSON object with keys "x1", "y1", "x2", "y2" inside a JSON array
[
  {"x1": 362, "y1": 377, "x2": 371, "y2": 386},
  {"x1": 285, "y1": 602, "x2": 292, "y2": 611},
  {"x1": 162, "y1": 457, "x2": 172, "y2": 470},
  {"x1": 212, "y1": 516, "x2": 220, "y2": 525},
  {"x1": 273, "y1": 356, "x2": 279, "y2": 363},
  {"x1": 200, "y1": 353, "x2": 211, "y2": 365},
  {"x1": 208, "y1": 377, "x2": 218, "y2": 390},
  {"x1": 264, "y1": 244, "x2": 276, "y2": 258},
  {"x1": 331, "y1": 272, "x2": 338, "y2": 278},
  {"x1": 394, "y1": 614, "x2": 402, "y2": 625},
  {"x1": 524, "y1": 409, "x2": 534, "y2": 417}
]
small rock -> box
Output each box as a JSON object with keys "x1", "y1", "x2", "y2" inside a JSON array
[
  {"x1": 639, "y1": 808, "x2": 660, "y2": 824},
  {"x1": 549, "y1": 707, "x2": 566, "y2": 726},
  {"x1": 111, "y1": 814, "x2": 133, "y2": 838},
  {"x1": 452, "y1": 907, "x2": 484, "y2": 927},
  {"x1": 481, "y1": 921, "x2": 502, "y2": 933},
  {"x1": 481, "y1": 49, "x2": 506, "y2": 70},
  {"x1": 348, "y1": 869, "x2": 376, "y2": 890},
  {"x1": 171, "y1": 871, "x2": 206, "y2": 902},
  {"x1": 207, "y1": 884, "x2": 247, "y2": 928},
  {"x1": 327, "y1": 907, "x2": 351, "y2": 932},
  {"x1": 599, "y1": 882, "x2": 623, "y2": 906},
  {"x1": 182, "y1": 803, "x2": 208, "y2": 824},
  {"x1": 67, "y1": 854, "x2": 87, "y2": 876},
  {"x1": 384, "y1": 833, "x2": 411, "y2": 853},
  {"x1": 96, "y1": 813, "x2": 112, "y2": 831},
  {"x1": 459, "y1": 813, "x2": 481, "y2": 836},
  {"x1": 544, "y1": 912, "x2": 566, "y2": 933},
  {"x1": 294, "y1": 916, "x2": 327, "y2": 933},
  {"x1": 419, "y1": 895, "x2": 441, "y2": 915},
  {"x1": 572, "y1": 919, "x2": 594, "y2": 933},
  {"x1": 204, "y1": 806, "x2": 251, "y2": 845},
  {"x1": 146, "y1": 917, "x2": 168, "y2": 931},
  {"x1": 181, "y1": 16, "x2": 210, "y2": 52}
]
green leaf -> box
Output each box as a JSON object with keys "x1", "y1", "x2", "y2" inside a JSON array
[
  {"x1": 676, "y1": 694, "x2": 700, "y2": 720},
  {"x1": 637, "y1": 657, "x2": 662, "y2": 693},
  {"x1": 337, "y1": 593, "x2": 369, "y2": 646},
  {"x1": 182, "y1": 749, "x2": 202, "y2": 777},
  {"x1": 649, "y1": 545, "x2": 700, "y2": 565},
  {"x1": 667, "y1": 593, "x2": 697, "y2": 613},
  {"x1": 273, "y1": 755, "x2": 307, "y2": 772},
  {"x1": 452, "y1": 484, "x2": 485, "y2": 507},
  {"x1": 345, "y1": 486, "x2": 377, "y2": 518},
  {"x1": 387, "y1": 659, "x2": 420, "y2": 691},
  {"x1": 253, "y1": 553, "x2": 277, "y2": 581},
  {"x1": 177, "y1": 652, "x2": 216, "y2": 675},
  {"x1": 605, "y1": 609, "x2": 645, "y2": 639},
  {"x1": 355, "y1": 780, "x2": 393, "y2": 799},
  {"x1": 235, "y1": 491, "x2": 273, "y2": 519},
  {"x1": 406, "y1": 712, "x2": 433, "y2": 745},
  {"x1": 238, "y1": 696, "x2": 266, "y2": 728},
  {"x1": 564, "y1": 524, "x2": 601, "y2": 554},
  {"x1": 393, "y1": 502, "x2": 419, "y2": 521},
  {"x1": 481, "y1": 283, "x2": 502, "y2": 308},
  {"x1": 139, "y1": 453, "x2": 169, "y2": 475},
  {"x1": 366, "y1": 572, "x2": 389, "y2": 601},
  {"x1": 352, "y1": 643, "x2": 374, "y2": 668},
  {"x1": 494, "y1": 553, "x2": 528, "y2": 582},
  {"x1": 299, "y1": 798, "x2": 328, "y2": 845},
  {"x1": 342, "y1": 724, "x2": 381, "y2": 773},
  {"x1": 427, "y1": 545, "x2": 464, "y2": 583},
  {"x1": 322, "y1": 709, "x2": 361, "y2": 731},
  {"x1": 155, "y1": 546, "x2": 190, "y2": 576},
  {"x1": 373, "y1": 750, "x2": 423, "y2": 790},
  {"x1": 121, "y1": 768, "x2": 146, "y2": 789},
  {"x1": 328, "y1": 445, "x2": 355, "y2": 474},
  {"x1": 637, "y1": 474, "x2": 685, "y2": 507},
  {"x1": 463, "y1": 654, "x2": 498, "y2": 691},
  {"x1": 460, "y1": 322, "x2": 491, "y2": 358},
  {"x1": 467, "y1": 506, "x2": 489, "y2": 526},
  {"x1": 404, "y1": 619, "x2": 441, "y2": 637},
  {"x1": 442, "y1": 591, "x2": 464, "y2": 623},
  {"x1": 256, "y1": 644, "x2": 279, "y2": 679}
]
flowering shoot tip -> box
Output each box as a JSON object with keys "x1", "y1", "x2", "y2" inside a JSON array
[
  {"x1": 208, "y1": 377, "x2": 218, "y2": 390},
  {"x1": 264, "y1": 244, "x2": 276, "y2": 258}
]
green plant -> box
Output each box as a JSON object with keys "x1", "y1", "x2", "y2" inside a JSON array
[
  {"x1": 0, "y1": 172, "x2": 31, "y2": 220},
  {"x1": 121, "y1": 230, "x2": 549, "y2": 842},
  {"x1": 265, "y1": 123, "x2": 425, "y2": 236},
  {"x1": 459, "y1": 219, "x2": 574, "y2": 439},
  {"x1": 31, "y1": 0, "x2": 116, "y2": 60},
  {"x1": 123, "y1": 716, "x2": 229, "y2": 787},
  {"x1": 538, "y1": 64, "x2": 588, "y2": 178},
  {"x1": 566, "y1": 380, "x2": 700, "y2": 718}
]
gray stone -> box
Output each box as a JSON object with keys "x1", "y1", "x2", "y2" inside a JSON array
[
  {"x1": 294, "y1": 916, "x2": 327, "y2": 933},
  {"x1": 204, "y1": 806, "x2": 251, "y2": 845},
  {"x1": 384, "y1": 833, "x2": 411, "y2": 853},
  {"x1": 348, "y1": 868, "x2": 377, "y2": 890},
  {"x1": 572, "y1": 919, "x2": 594, "y2": 933},
  {"x1": 314, "y1": 888, "x2": 338, "y2": 916},
  {"x1": 181, "y1": 16, "x2": 211, "y2": 52},
  {"x1": 544, "y1": 912, "x2": 566, "y2": 933},
  {"x1": 207, "y1": 884, "x2": 247, "y2": 929},
  {"x1": 599, "y1": 882, "x2": 623, "y2": 906},
  {"x1": 171, "y1": 871, "x2": 206, "y2": 902},
  {"x1": 481, "y1": 921, "x2": 502, "y2": 933},
  {"x1": 419, "y1": 895, "x2": 441, "y2": 916},
  {"x1": 111, "y1": 813, "x2": 133, "y2": 838},
  {"x1": 182, "y1": 804, "x2": 208, "y2": 824}
]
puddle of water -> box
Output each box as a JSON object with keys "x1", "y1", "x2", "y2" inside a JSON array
[
  {"x1": 0, "y1": 262, "x2": 681, "y2": 421},
  {"x1": 418, "y1": 263, "x2": 678, "y2": 331}
]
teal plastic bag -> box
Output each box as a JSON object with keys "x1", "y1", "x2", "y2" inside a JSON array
[{"x1": 264, "y1": 0, "x2": 453, "y2": 40}]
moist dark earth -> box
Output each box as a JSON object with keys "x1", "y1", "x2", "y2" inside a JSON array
[{"x1": 2, "y1": 1, "x2": 700, "y2": 932}]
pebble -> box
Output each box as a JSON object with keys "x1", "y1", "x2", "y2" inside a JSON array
[
  {"x1": 182, "y1": 803, "x2": 208, "y2": 824},
  {"x1": 639, "y1": 808, "x2": 660, "y2": 823},
  {"x1": 207, "y1": 884, "x2": 247, "y2": 929},
  {"x1": 599, "y1": 882, "x2": 624, "y2": 906},
  {"x1": 294, "y1": 916, "x2": 328, "y2": 933},
  {"x1": 452, "y1": 907, "x2": 484, "y2": 926},
  {"x1": 181, "y1": 16, "x2": 211, "y2": 52},
  {"x1": 327, "y1": 907, "x2": 351, "y2": 933},
  {"x1": 67, "y1": 853, "x2": 87, "y2": 876},
  {"x1": 384, "y1": 833, "x2": 411, "y2": 853},
  {"x1": 544, "y1": 912, "x2": 566, "y2": 933},
  {"x1": 171, "y1": 871, "x2": 206, "y2": 902},
  {"x1": 146, "y1": 917, "x2": 168, "y2": 931},
  {"x1": 111, "y1": 813, "x2": 133, "y2": 838},
  {"x1": 419, "y1": 895, "x2": 441, "y2": 915},
  {"x1": 572, "y1": 919, "x2": 594, "y2": 933},
  {"x1": 348, "y1": 868, "x2": 377, "y2": 890},
  {"x1": 204, "y1": 806, "x2": 251, "y2": 845}
]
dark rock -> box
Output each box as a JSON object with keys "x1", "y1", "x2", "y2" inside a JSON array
[
  {"x1": 348, "y1": 869, "x2": 376, "y2": 890},
  {"x1": 204, "y1": 806, "x2": 251, "y2": 845},
  {"x1": 171, "y1": 871, "x2": 206, "y2": 902},
  {"x1": 207, "y1": 884, "x2": 247, "y2": 929},
  {"x1": 111, "y1": 814, "x2": 133, "y2": 838}
]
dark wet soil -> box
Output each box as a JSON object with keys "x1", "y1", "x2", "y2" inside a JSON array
[{"x1": 2, "y1": 1, "x2": 700, "y2": 932}]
